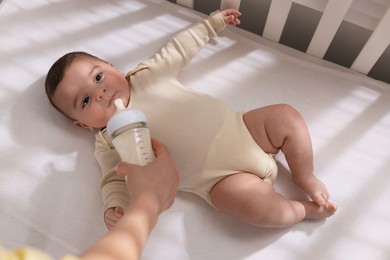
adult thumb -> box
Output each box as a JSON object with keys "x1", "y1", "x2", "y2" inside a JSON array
[{"x1": 114, "y1": 161, "x2": 138, "y2": 177}]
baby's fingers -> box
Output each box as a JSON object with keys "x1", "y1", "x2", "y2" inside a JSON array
[
  {"x1": 221, "y1": 9, "x2": 241, "y2": 25},
  {"x1": 221, "y1": 9, "x2": 241, "y2": 18},
  {"x1": 227, "y1": 15, "x2": 241, "y2": 25},
  {"x1": 114, "y1": 207, "x2": 124, "y2": 217}
]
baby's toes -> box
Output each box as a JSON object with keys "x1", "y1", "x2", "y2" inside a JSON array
[
  {"x1": 325, "y1": 202, "x2": 338, "y2": 215},
  {"x1": 312, "y1": 193, "x2": 327, "y2": 206}
]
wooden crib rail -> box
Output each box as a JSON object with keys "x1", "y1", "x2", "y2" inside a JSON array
[{"x1": 168, "y1": 0, "x2": 390, "y2": 85}]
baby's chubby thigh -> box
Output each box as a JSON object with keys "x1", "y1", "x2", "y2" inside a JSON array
[
  {"x1": 208, "y1": 112, "x2": 278, "y2": 180},
  {"x1": 203, "y1": 113, "x2": 278, "y2": 194}
]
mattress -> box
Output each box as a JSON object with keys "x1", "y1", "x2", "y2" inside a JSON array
[{"x1": 0, "y1": 0, "x2": 389, "y2": 259}]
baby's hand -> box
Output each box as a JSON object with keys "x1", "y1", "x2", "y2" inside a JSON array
[
  {"x1": 104, "y1": 207, "x2": 124, "y2": 230},
  {"x1": 220, "y1": 9, "x2": 241, "y2": 26}
]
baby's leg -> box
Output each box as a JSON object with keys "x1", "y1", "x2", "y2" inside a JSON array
[
  {"x1": 243, "y1": 104, "x2": 330, "y2": 206},
  {"x1": 210, "y1": 173, "x2": 336, "y2": 228}
]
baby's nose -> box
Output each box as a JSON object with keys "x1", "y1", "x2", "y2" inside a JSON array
[{"x1": 96, "y1": 87, "x2": 107, "y2": 100}]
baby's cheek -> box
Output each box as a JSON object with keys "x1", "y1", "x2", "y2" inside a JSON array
[
  {"x1": 104, "y1": 108, "x2": 117, "y2": 124},
  {"x1": 96, "y1": 113, "x2": 111, "y2": 128}
]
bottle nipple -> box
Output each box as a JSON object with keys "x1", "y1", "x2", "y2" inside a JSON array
[
  {"x1": 114, "y1": 99, "x2": 126, "y2": 112},
  {"x1": 107, "y1": 99, "x2": 148, "y2": 138}
]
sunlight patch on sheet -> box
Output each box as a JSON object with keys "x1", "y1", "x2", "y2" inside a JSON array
[
  {"x1": 350, "y1": 119, "x2": 390, "y2": 169},
  {"x1": 310, "y1": 85, "x2": 386, "y2": 203},
  {"x1": 311, "y1": 85, "x2": 382, "y2": 152},
  {"x1": 123, "y1": 14, "x2": 192, "y2": 45},
  {"x1": 90, "y1": 13, "x2": 193, "y2": 64},
  {"x1": 47, "y1": 152, "x2": 78, "y2": 173},
  {"x1": 225, "y1": 51, "x2": 278, "y2": 77},
  {"x1": 187, "y1": 46, "x2": 277, "y2": 100},
  {"x1": 0, "y1": 0, "x2": 57, "y2": 14},
  {"x1": 0, "y1": 0, "x2": 147, "y2": 55},
  {"x1": 214, "y1": 54, "x2": 276, "y2": 86}
]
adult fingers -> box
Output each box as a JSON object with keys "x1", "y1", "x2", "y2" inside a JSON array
[{"x1": 151, "y1": 139, "x2": 169, "y2": 157}]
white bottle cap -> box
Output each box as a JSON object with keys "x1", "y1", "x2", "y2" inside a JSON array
[{"x1": 107, "y1": 99, "x2": 148, "y2": 138}]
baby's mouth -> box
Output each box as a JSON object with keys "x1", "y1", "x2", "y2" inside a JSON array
[{"x1": 108, "y1": 93, "x2": 117, "y2": 108}]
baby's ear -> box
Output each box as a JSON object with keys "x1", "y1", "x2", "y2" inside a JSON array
[{"x1": 73, "y1": 121, "x2": 95, "y2": 131}]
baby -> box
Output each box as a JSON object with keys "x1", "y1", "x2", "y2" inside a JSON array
[{"x1": 45, "y1": 9, "x2": 337, "y2": 229}]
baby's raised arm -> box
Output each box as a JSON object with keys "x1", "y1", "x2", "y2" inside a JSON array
[{"x1": 147, "y1": 9, "x2": 240, "y2": 76}]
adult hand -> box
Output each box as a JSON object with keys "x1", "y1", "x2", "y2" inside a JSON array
[
  {"x1": 115, "y1": 139, "x2": 179, "y2": 214},
  {"x1": 81, "y1": 140, "x2": 179, "y2": 260}
]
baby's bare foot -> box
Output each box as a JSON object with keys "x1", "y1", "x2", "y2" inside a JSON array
[
  {"x1": 293, "y1": 174, "x2": 329, "y2": 206},
  {"x1": 302, "y1": 201, "x2": 338, "y2": 219}
]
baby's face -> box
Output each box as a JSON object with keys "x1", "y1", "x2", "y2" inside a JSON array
[{"x1": 52, "y1": 56, "x2": 130, "y2": 130}]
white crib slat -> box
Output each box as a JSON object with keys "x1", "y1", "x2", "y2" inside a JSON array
[
  {"x1": 262, "y1": 0, "x2": 293, "y2": 42},
  {"x1": 306, "y1": 0, "x2": 353, "y2": 58},
  {"x1": 351, "y1": 7, "x2": 390, "y2": 74},
  {"x1": 220, "y1": 0, "x2": 241, "y2": 10},
  {"x1": 177, "y1": 0, "x2": 194, "y2": 9}
]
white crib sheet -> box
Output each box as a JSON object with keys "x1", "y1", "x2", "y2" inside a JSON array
[{"x1": 1, "y1": 0, "x2": 389, "y2": 259}]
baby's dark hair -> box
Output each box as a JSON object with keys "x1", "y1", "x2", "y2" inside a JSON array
[{"x1": 45, "y1": 51, "x2": 101, "y2": 118}]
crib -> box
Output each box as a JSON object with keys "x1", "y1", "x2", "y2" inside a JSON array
[
  {"x1": 170, "y1": 0, "x2": 390, "y2": 85},
  {"x1": 0, "y1": 0, "x2": 389, "y2": 259}
]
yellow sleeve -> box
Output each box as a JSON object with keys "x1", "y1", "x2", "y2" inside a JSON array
[
  {"x1": 0, "y1": 246, "x2": 81, "y2": 260},
  {"x1": 0, "y1": 246, "x2": 52, "y2": 260}
]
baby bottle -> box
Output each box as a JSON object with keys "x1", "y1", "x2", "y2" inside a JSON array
[{"x1": 107, "y1": 99, "x2": 155, "y2": 166}]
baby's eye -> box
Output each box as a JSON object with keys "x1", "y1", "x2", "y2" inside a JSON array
[
  {"x1": 95, "y1": 73, "x2": 102, "y2": 82},
  {"x1": 82, "y1": 96, "x2": 90, "y2": 108}
]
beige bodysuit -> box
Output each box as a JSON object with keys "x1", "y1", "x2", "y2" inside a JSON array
[{"x1": 95, "y1": 11, "x2": 278, "y2": 213}]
